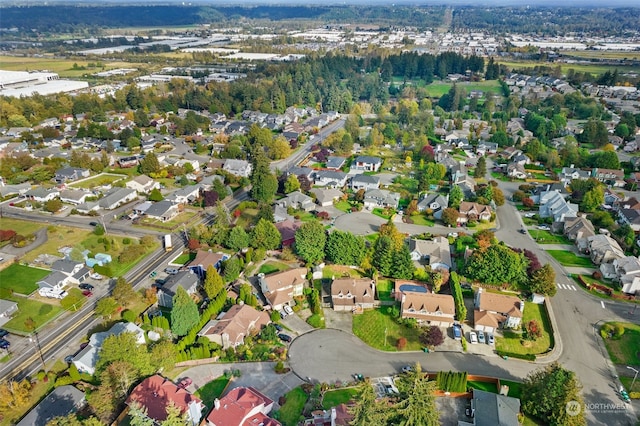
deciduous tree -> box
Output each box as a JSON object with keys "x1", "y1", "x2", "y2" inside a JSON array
[
  {"x1": 226, "y1": 226, "x2": 250, "y2": 251},
  {"x1": 529, "y1": 264, "x2": 557, "y2": 296},
  {"x1": 294, "y1": 220, "x2": 326, "y2": 265},
  {"x1": 113, "y1": 277, "x2": 138, "y2": 307},
  {"x1": 250, "y1": 218, "x2": 281, "y2": 250},
  {"x1": 419, "y1": 326, "x2": 444, "y2": 348},
  {"x1": 325, "y1": 230, "x2": 366, "y2": 266},
  {"x1": 442, "y1": 208, "x2": 459, "y2": 227}
]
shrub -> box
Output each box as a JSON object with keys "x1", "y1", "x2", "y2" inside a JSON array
[
  {"x1": 122, "y1": 309, "x2": 137, "y2": 323},
  {"x1": 0, "y1": 229, "x2": 17, "y2": 242},
  {"x1": 592, "y1": 270, "x2": 603, "y2": 280},
  {"x1": 68, "y1": 363, "x2": 81, "y2": 381},
  {"x1": 613, "y1": 323, "x2": 625, "y2": 338},
  {"x1": 275, "y1": 361, "x2": 286, "y2": 374},
  {"x1": 629, "y1": 392, "x2": 640, "y2": 399},
  {"x1": 396, "y1": 337, "x2": 407, "y2": 350},
  {"x1": 122, "y1": 238, "x2": 131, "y2": 245}
]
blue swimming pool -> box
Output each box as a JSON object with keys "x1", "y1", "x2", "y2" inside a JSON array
[{"x1": 399, "y1": 284, "x2": 427, "y2": 293}]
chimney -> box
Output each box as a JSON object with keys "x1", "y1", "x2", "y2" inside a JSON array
[
  {"x1": 214, "y1": 398, "x2": 220, "y2": 410},
  {"x1": 519, "y1": 301, "x2": 525, "y2": 312}
]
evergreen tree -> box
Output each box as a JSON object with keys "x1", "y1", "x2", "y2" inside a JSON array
[
  {"x1": 391, "y1": 245, "x2": 415, "y2": 279},
  {"x1": 474, "y1": 156, "x2": 486, "y2": 178},
  {"x1": 203, "y1": 265, "x2": 225, "y2": 299},
  {"x1": 294, "y1": 220, "x2": 326, "y2": 265},
  {"x1": 372, "y1": 236, "x2": 394, "y2": 277},
  {"x1": 226, "y1": 226, "x2": 250, "y2": 251},
  {"x1": 170, "y1": 287, "x2": 199, "y2": 336},
  {"x1": 139, "y1": 152, "x2": 161, "y2": 175},
  {"x1": 250, "y1": 152, "x2": 278, "y2": 203},
  {"x1": 250, "y1": 218, "x2": 281, "y2": 250},
  {"x1": 449, "y1": 185, "x2": 463, "y2": 208}
]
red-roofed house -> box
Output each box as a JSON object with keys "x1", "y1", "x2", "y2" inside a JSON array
[
  {"x1": 126, "y1": 375, "x2": 205, "y2": 424},
  {"x1": 275, "y1": 219, "x2": 301, "y2": 247},
  {"x1": 206, "y1": 386, "x2": 281, "y2": 426}
]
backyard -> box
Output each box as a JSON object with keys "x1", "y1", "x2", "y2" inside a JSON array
[
  {"x1": 68, "y1": 173, "x2": 126, "y2": 189},
  {"x1": 0, "y1": 264, "x2": 47, "y2": 295},
  {"x1": 274, "y1": 387, "x2": 308, "y2": 426},
  {"x1": 321, "y1": 387, "x2": 359, "y2": 410},
  {"x1": 495, "y1": 302, "x2": 553, "y2": 357},
  {"x1": 235, "y1": 208, "x2": 259, "y2": 230},
  {"x1": 259, "y1": 261, "x2": 291, "y2": 275},
  {"x1": 376, "y1": 279, "x2": 395, "y2": 302},
  {"x1": 22, "y1": 226, "x2": 91, "y2": 263},
  {"x1": 546, "y1": 250, "x2": 594, "y2": 267},
  {"x1": 352, "y1": 308, "x2": 423, "y2": 351},
  {"x1": 135, "y1": 210, "x2": 199, "y2": 231},
  {"x1": 1, "y1": 294, "x2": 64, "y2": 333},
  {"x1": 322, "y1": 265, "x2": 363, "y2": 280}
]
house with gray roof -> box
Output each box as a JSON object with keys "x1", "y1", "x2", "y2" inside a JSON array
[
  {"x1": 37, "y1": 271, "x2": 71, "y2": 292},
  {"x1": 165, "y1": 185, "x2": 200, "y2": 205},
  {"x1": 54, "y1": 167, "x2": 90, "y2": 183},
  {"x1": 144, "y1": 200, "x2": 179, "y2": 222},
  {"x1": 466, "y1": 389, "x2": 520, "y2": 426},
  {"x1": 25, "y1": 187, "x2": 60, "y2": 203},
  {"x1": 276, "y1": 191, "x2": 315, "y2": 211},
  {"x1": 350, "y1": 155, "x2": 382, "y2": 172},
  {"x1": 314, "y1": 170, "x2": 348, "y2": 188},
  {"x1": 310, "y1": 188, "x2": 343, "y2": 207},
  {"x1": 351, "y1": 174, "x2": 380, "y2": 191},
  {"x1": 0, "y1": 183, "x2": 30, "y2": 198},
  {"x1": 287, "y1": 166, "x2": 314, "y2": 181},
  {"x1": 408, "y1": 237, "x2": 451, "y2": 270},
  {"x1": 326, "y1": 156, "x2": 347, "y2": 170},
  {"x1": 157, "y1": 270, "x2": 200, "y2": 308},
  {"x1": 559, "y1": 167, "x2": 591, "y2": 186},
  {"x1": 587, "y1": 234, "x2": 625, "y2": 265},
  {"x1": 59, "y1": 189, "x2": 91, "y2": 205},
  {"x1": 52, "y1": 258, "x2": 90, "y2": 283},
  {"x1": 0, "y1": 299, "x2": 18, "y2": 327},
  {"x1": 363, "y1": 189, "x2": 400, "y2": 210},
  {"x1": 126, "y1": 174, "x2": 160, "y2": 194},
  {"x1": 417, "y1": 193, "x2": 448, "y2": 219},
  {"x1": 222, "y1": 159, "x2": 252, "y2": 177},
  {"x1": 16, "y1": 385, "x2": 85, "y2": 426},
  {"x1": 98, "y1": 187, "x2": 137, "y2": 210},
  {"x1": 538, "y1": 191, "x2": 578, "y2": 223}
]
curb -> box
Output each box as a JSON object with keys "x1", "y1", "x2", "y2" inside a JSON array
[{"x1": 533, "y1": 296, "x2": 563, "y2": 363}]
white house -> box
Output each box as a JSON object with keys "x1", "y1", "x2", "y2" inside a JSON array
[
  {"x1": 351, "y1": 174, "x2": 380, "y2": 191},
  {"x1": 98, "y1": 187, "x2": 137, "y2": 210},
  {"x1": 363, "y1": 189, "x2": 400, "y2": 210},
  {"x1": 222, "y1": 159, "x2": 252, "y2": 177},
  {"x1": 126, "y1": 175, "x2": 160, "y2": 194}
]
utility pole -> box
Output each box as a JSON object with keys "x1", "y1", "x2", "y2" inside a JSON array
[{"x1": 30, "y1": 331, "x2": 46, "y2": 371}]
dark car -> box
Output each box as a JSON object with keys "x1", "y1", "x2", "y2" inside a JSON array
[
  {"x1": 278, "y1": 333, "x2": 292, "y2": 342},
  {"x1": 79, "y1": 283, "x2": 94, "y2": 291},
  {"x1": 64, "y1": 355, "x2": 75, "y2": 364},
  {"x1": 0, "y1": 329, "x2": 8, "y2": 339},
  {"x1": 177, "y1": 378, "x2": 192, "y2": 389},
  {"x1": 0, "y1": 339, "x2": 10, "y2": 349},
  {"x1": 89, "y1": 221, "x2": 98, "y2": 226},
  {"x1": 274, "y1": 324, "x2": 283, "y2": 332},
  {"x1": 519, "y1": 228, "x2": 527, "y2": 234}
]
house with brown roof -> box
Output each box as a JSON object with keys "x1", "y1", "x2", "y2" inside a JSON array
[
  {"x1": 305, "y1": 403, "x2": 353, "y2": 426},
  {"x1": 563, "y1": 216, "x2": 595, "y2": 252},
  {"x1": 206, "y1": 387, "x2": 281, "y2": 426},
  {"x1": 458, "y1": 201, "x2": 493, "y2": 224},
  {"x1": 187, "y1": 249, "x2": 229, "y2": 280},
  {"x1": 275, "y1": 219, "x2": 301, "y2": 247},
  {"x1": 126, "y1": 375, "x2": 205, "y2": 425},
  {"x1": 400, "y1": 292, "x2": 455, "y2": 327},
  {"x1": 473, "y1": 288, "x2": 523, "y2": 333},
  {"x1": 258, "y1": 268, "x2": 307, "y2": 311},
  {"x1": 198, "y1": 304, "x2": 270, "y2": 349},
  {"x1": 331, "y1": 278, "x2": 376, "y2": 313}
]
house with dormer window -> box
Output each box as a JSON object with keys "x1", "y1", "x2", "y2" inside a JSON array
[
  {"x1": 458, "y1": 201, "x2": 492, "y2": 224},
  {"x1": 331, "y1": 278, "x2": 376, "y2": 313},
  {"x1": 400, "y1": 292, "x2": 455, "y2": 327}
]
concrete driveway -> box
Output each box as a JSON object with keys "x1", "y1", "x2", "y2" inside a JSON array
[{"x1": 333, "y1": 211, "x2": 386, "y2": 235}]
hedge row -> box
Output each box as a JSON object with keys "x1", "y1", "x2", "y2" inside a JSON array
[
  {"x1": 436, "y1": 371, "x2": 468, "y2": 393},
  {"x1": 496, "y1": 350, "x2": 536, "y2": 361}
]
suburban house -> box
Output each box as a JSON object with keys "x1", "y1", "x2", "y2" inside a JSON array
[
  {"x1": 198, "y1": 304, "x2": 270, "y2": 349},
  {"x1": 609, "y1": 256, "x2": 640, "y2": 295},
  {"x1": 363, "y1": 188, "x2": 400, "y2": 210},
  {"x1": 54, "y1": 167, "x2": 90, "y2": 183},
  {"x1": 587, "y1": 234, "x2": 625, "y2": 265},
  {"x1": 350, "y1": 155, "x2": 382, "y2": 172},
  {"x1": 458, "y1": 202, "x2": 493, "y2": 224},
  {"x1": 416, "y1": 193, "x2": 448, "y2": 219},
  {"x1": 476, "y1": 142, "x2": 498, "y2": 156},
  {"x1": 118, "y1": 156, "x2": 140, "y2": 168},
  {"x1": 37, "y1": 271, "x2": 72, "y2": 295},
  {"x1": 408, "y1": 237, "x2": 452, "y2": 270},
  {"x1": 393, "y1": 280, "x2": 431, "y2": 301},
  {"x1": 563, "y1": 216, "x2": 595, "y2": 252},
  {"x1": 350, "y1": 174, "x2": 380, "y2": 191},
  {"x1": 305, "y1": 403, "x2": 353, "y2": 426},
  {"x1": 52, "y1": 258, "x2": 91, "y2": 284},
  {"x1": 143, "y1": 200, "x2": 179, "y2": 222},
  {"x1": 72, "y1": 322, "x2": 145, "y2": 375},
  {"x1": 314, "y1": 170, "x2": 348, "y2": 188},
  {"x1": 288, "y1": 167, "x2": 314, "y2": 182},
  {"x1": 473, "y1": 288, "x2": 523, "y2": 333},
  {"x1": 258, "y1": 267, "x2": 307, "y2": 311},
  {"x1": 206, "y1": 387, "x2": 281, "y2": 426},
  {"x1": 559, "y1": 167, "x2": 591, "y2": 186},
  {"x1": 400, "y1": 292, "x2": 455, "y2": 327},
  {"x1": 126, "y1": 175, "x2": 160, "y2": 194},
  {"x1": 330, "y1": 278, "x2": 376, "y2": 313},
  {"x1": 126, "y1": 375, "x2": 205, "y2": 426},
  {"x1": 187, "y1": 249, "x2": 229, "y2": 279},
  {"x1": 157, "y1": 270, "x2": 200, "y2": 308},
  {"x1": 310, "y1": 188, "x2": 343, "y2": 207},
  {"x1": 538, "y1": 191, "x2": 578, "y2": 223},
  {"x1": 273, "y1": 204, "x2": 293, "y2": 223},
  {"x1": 0, "y1": 182, "x2": 30, "y2": 198},
  {"x1": 59, "y1": 189, "x2": 91, "y2": 205},
  {"x1": 275, "y1": 219, "x2": 301, "y2": 247},
  {"x1": 452, "y1": 174, "x2": 476, "y2": 198},
  {"x1": 276, "y1": 191, "x2": 315, "y2": 211},
  {"x1": 16, "y1": 386, "x2": 86, "y2": 426},
  {"x1": 326, "y1": 156, "x2": 347, "y2": 170},
  {"x1": 464, "y1": 389, "x2": 521, "y2": 426},
  {"x1": 0, "y1": 299, "x2": 18, "y2": 327},
  {"x1": 590, "y1": 168, "x2": 625, "y2": 187},
  {"x1": 25, "y1": 187, "x2": 60, "y2": 202},
  {"x1": 166, "y1": 185, "x2": 200, "y2": 205},
  {"x1": 98, "y1": 187, "x2": 137, "y2": 210},
  {"x1": 618, "y1": 208, "x2": 640, "y2": 232},
  {"x1": 506, "y1": 163, "x2": 527, "y2": 179},
  {"x1": 223, "y1": 159, "x2": 253, "y2": 177}
]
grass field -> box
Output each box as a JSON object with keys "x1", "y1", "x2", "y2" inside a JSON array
[
  {"x1": 2, "y1": 294, "x2": 64, "y2": 333},
  {"x1": 372, "y1": 208, "x2": 394, "y2": 220},
  {"x1": 334, "y1": 200, "x2": 352, "y2": 213},
  {"x1": 376, "y1": 279, "x2": 395, "y2": 301},
  {"x1": 560, "y1": 50, "x2": 640, "y2": 61},
  {"x1": 602, "y1": 322, "x2": 640, "y2": 366},
  {"x1": 495, "y1": 302, "x2": 553, "y2": 356},
  {"x1": 322, "y1": 388, "x2": 359, "y2": 409},
  {"x1": 69, "y1": 173, "x2": 125, "y2": 189},
  {"x1": 322, "y1": 265, "x2": 363, "y2": 279},
  {"x1": 0, "y1": 218, "x2": 45, "y2": 237},
  {"x1": 352, "y1": 308, "x2": 423, "y2": 351},
  {"x1": 0, "y1": 264, "x2": 48, "y2": 295},
  {"x1": 276, "y1": 387, "x2": 308, "y2": 426},
  {"x1": 423, "y1": 80, "x2": 503, "y2": 98},
  {"x1": 173, "y1": 252, "x2": 196, "y2": 265},
  {"x1": 547, "y1": 250, "x2": 593, "y2": 267},
  {"x1": 0, "y1": 55, "x2": 145, "y2": 78},
  {"x1": 259, "y1": 261, "x2": 290, "y2": 275},
  {"x1": 496, "y1": 59, "x2": 637, "y2": 76},
  {"x1": 22, "y1": 225, "x2": 91, "y2": 263},
  {"x1": 528, "y1": 230, "x2": 571, "y2": 244},
  {"x1": 405, "y1": 214, "x2": 435, "y2": 226},
  {"x1": 194, "y1": 376, "x2": 230, "y2": 409}
]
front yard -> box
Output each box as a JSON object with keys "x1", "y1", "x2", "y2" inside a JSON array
[
  {"x1": 528, "y1": 230, "x2": 571, "y2": 244},
  {"x1": 495, "y1": 302, "x2": 553, "y2": 357},
  {"x1": 1, "y1": 294, "x2": 64, "y2": 333},
  {"x1": 546, "y1": 250, "x2": 593, "y2": 267},
  {"x1": 274, "y1": 387, "x2": 308, "y2": 426},
  {"x1": 134, "y1": 210, "x2": 199, "y2": 231},
  {"x1": 193, "y1": 376, "x2": 230, "y2": 410},
  {"x1": 352, "y1": 308, "x2": 423, "y2": 351},
  {"x1": 601, "y1": 322, "x2": 640, "y2": 393},
  {"x1": 322, "y1": 387, "x2": 359, "y2": 409},
  {"x1": 0, "y1": 218, "x2": 45, "y2": 239}
]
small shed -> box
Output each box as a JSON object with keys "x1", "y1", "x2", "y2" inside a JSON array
[{"x1": 530, "y1": 293, "x2": 545, "y2": 304}]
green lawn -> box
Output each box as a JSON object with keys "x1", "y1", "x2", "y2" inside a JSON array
[
  {"x1": 259, "y1": 261, "x2": 291, "y2": 275},
  {"x1": 353, "y1": 308, "x2": 423, "y2": 351},
  {"x1": 23, "y1": 225, "x2": 92, "y2": 263},
  {"x1": 194, "y1": 376, "x2": 230, "y2": 409},
  {"x1": 0, "y1": 264, "x2": 47, "y2": 295},
  {"x1": 236, "y1": 208, "x2": 259, "y2": 230},
  {"x1": 468, "y1": 380, "x2": 498, "y2": 393},
  {"x1": 423, "y1": 80, "x2": 503, "y2": 98},
  {"x1": 334, "y1": 201, "x2": 352, "y2": 213},
  {"x1": 173, "y1": 252, "x2": 196, "y2": 265},
  {"x1": 135, "y1": 210, "x2": 198, "y2": 231},
  {"x1": 405, "y1": 214, "x2": 435, "y2": 226},
  {"x1": 495, "y1": 302, "x2": 553, "y2": 356},
  {"x1": 372, "y1": 208, "x2": 394, "y2": 220},
  {"x1": 376, "y1": 279, "x2": 395, "y2": 301},
  {"x1": 69, "y1": 173, "x2": 125, "y2": 189},
  {"x1": 528, "y1": 230, "x2": 571, "y2": 244},
  {"x1": 322, "y1": 265, "x2": 363, "y2": 279},
  {"x1": 275, "y1": 387, "x2": 308, "y2": 426},
  {"x1": 547, "y1": 250, "x2": 593, "y2": 267},
  {"x1": 500, "y1": 380, "x2": 523, "y2": 399},
  {"x1": 0, "y1": 218, "x2": 45, "y2": 236},
  {"x1": 2, "y1": 294, "x2": 64, "y2": 333},
  {"x1": 602, "y1": 322, "x2": 640, "y2": 366},
  {"x1": 322, "y1": 388, "x2": 359, "y2": 409},
  {"x1": 80, "y1": 234, "x2": 159, "y2": 277}
]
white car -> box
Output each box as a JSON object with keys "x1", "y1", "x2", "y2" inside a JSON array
[
  {"x1": 469, "y1": 332, "x2": 478, "y2": 344},
  {"x1": 537, "y1": 225, "x2": 551, "y2": 231},
  {"x1": 477, "y1": 330, "x2": 486, "y2": 344},
  {"x1": 524, "y1": 213, "x2": 535, "y2": 218},
  {"x1": 283, "y1": 305, "x2": 294, "y2": 316},
  {"x1": 90, "y1": 273, "x2": 103, "y2": 280}
]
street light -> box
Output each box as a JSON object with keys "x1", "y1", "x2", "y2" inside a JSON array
[
  {"x1": 627, "y1": 366, "x2": 639, "y2": 391},
  {"x1": 30, "y1": 331, "x2": 46, "y2": 371}
]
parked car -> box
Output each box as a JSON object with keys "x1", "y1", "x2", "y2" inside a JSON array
[
  {"x1": 537, "y1": 225, "x2": 550, "y2": 231},
  {"x1": 164, "y1": 267, "x2": 179, "y2": 275},
  {"x1": 401, "y1": 365, "x2": 414, "y2": 373},
  {"x1": 89, "y1": 222, "x2": 98, "y2": 226},
  {"x1": 177, "y1": 378, "x2": 192, "y2": 389},
  {"x1": 524, "y1": 213, "x2": 535, "y2": 218},
  {"x1": 278, "y1": 333, "x2": 292, "y2": 342},
  {"x1": 452, "y1": 324, "x2": 462, "y2": 340},
  {"x1": 148, "y1": 310, "x2": 162, "y2": 320},
  {"x1": 0, "y1": 329, "x2": 8, "y2": 339},
  {"x1": 469, "y1": 332, "x2": 478, "y2": 344},
  {"x1": 82, "y1": 290, "x2": 93, "y2": 297},
  {"x1": 487, "y1": 333, "x2": 495, "y2": 345},
  {"x1": 0, "y1": 339, "x2": 10, "y2": 349},
  {"x1": 149, "y1": 271, "x2": 158, "y2": 278},
  {"x1": 447, "y1": 232, "x2": 459, "y2": 238},
  {"x1": 90, "y1": 273, "x2": 103, "y2": 280},
  {"x1": 79, "y1": 283, "x2": 94, "y2": 291},
  {"x1": 283, "y1": 305, "x2": 294, "y2": 316},
  {"x1": 274, "y1": 324, "x2": 283, "y2": 332},
  {"x1": 477, "y1": 330, "x2": 486, "y2": 344},
  {"x1": 64, "y1": 355, "x2": 75, "y2": 364}
]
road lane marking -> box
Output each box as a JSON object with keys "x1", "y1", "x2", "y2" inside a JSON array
[
  {"x1": 571, "y1": 285, "x2": 577, "y2": 291},
  {"x1": 601, "y1": 301, "x2": 606, "y2": 309}
]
